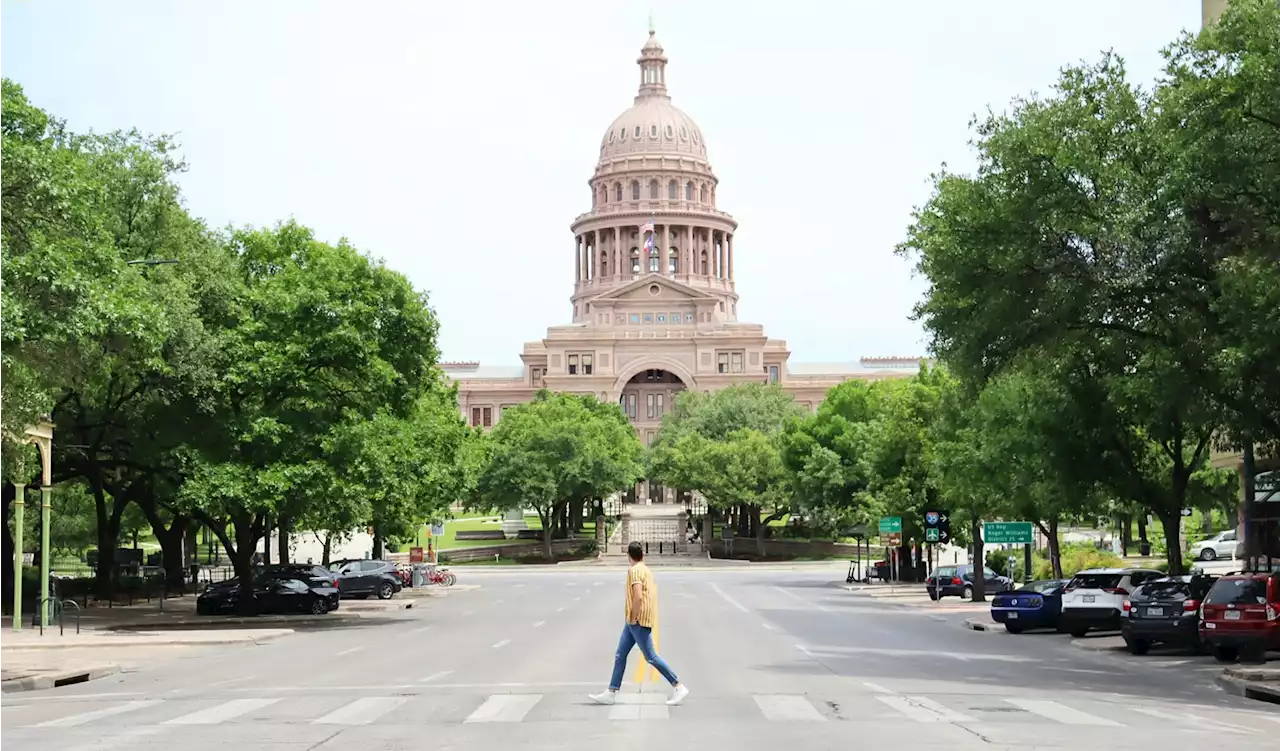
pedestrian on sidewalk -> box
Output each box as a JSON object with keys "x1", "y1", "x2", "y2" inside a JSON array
[{"x1": 590, "y1": 541, "x2": 689, "y2": 707}]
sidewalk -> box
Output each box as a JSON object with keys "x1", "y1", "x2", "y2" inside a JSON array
[{"x1": 1216, "y1": 666, "x2": 1280, "y2": 705}]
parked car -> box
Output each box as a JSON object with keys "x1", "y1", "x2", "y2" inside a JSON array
[
  {"x1": 1060, "y1": 568, "x2": 1163, "y2": 637},
  {"x1": 1200, "y1": 571, "x2": 1280, "y2": 663},
  {"x1": 327, "y1": 559, "x2": 403, "y2": 600},
  {"x1": 264, "y1": 563, "x2": 340, "y2": 591},
  {"x1": 197, "y1": 573, "x2": 339, "y2": 616},
  {"x1": 926, "y1": 565, "x2": 1014, "y2": 600},
  {"x1": 989, "y1": 579, "x2": 1068, "y2": 633},
  {"x1": 1121, "y1": 574, "x2": 1218, "y2": 654},
  {"x1": 1190, "y1": 530, "x2": 1239, "y2": 561}
]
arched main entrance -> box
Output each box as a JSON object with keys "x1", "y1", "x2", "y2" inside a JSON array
[{"x1": 618, "y1": 368, "x2": 686, "y2": 504}]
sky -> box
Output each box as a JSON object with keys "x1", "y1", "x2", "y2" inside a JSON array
[{"x1": 1, "y1": 1, "x2": 1203, "y2": 366}]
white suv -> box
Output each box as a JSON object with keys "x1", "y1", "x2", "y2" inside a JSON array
[
  {"x1": 1189, "y1": 530, "x2": 1237, "y2": 561},
  {"x1": 1060, "y1": 567, "x2": 1163, "y2": 637}
]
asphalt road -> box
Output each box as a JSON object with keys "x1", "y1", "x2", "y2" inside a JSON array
[{"x1": 4, "y1": 565, "x2": 1278, "y2": 750}]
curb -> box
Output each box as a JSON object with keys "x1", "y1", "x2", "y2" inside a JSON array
[
  {"x1": 1215, "y1": 673, "x2": 1280, "y2": 705},
  {"x1": 1, "y1": 664, "x2": 120, "y2": 693},
  {"x1": 1068, "y1": 636, "x2": 1127, "y2": 652},
  {"x1": 3, "y1": 630, "x2": 295, "y2": 649},
  {"x1": 103, "y1": 614, "x2": 372, "y2": 631},
  {"x1": 962, "y1": 617, "x2": 1006, "y2": 633}
]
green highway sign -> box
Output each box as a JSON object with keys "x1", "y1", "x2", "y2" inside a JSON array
[
  {"x1": 878, "y1": 517, "x2": 902, "y2": 534},
  {"x1": 983, "y1": 521, "x2": 1034, "y2": 545},
  {"x1": 925, "y1": 528, "x2": 940, "y2": 542}
]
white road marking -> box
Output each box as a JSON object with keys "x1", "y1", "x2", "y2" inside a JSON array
[
  {"x1": 410, "y1": 625, "x2": 431, "y2": 634},
  {"x1": 313, "y1": 697, "x2": 407, "y2": 725},
  {"x1": 1004, "y1": 698, "x2": 1121, "y2": 726},
  {"x1": 224, "y1": 681, "x2": 599, "y2": 692},
  {"x1": 514, "y1": 583, "x2": 526, "y2": 588},
  {"x1": 772, "y1": 585, "x2": 830, "y2": 612},
  {"x1": 753, "y1": 695, "x2": 826, "y2": 721},
  {"x1": 492, "y1": 639, "x2": 511, "y2": 649},
  {"x1": 1128, "y1": 706, "x2": 1254, "y2": 735},
  {"x1": 803, "y1": 644, "x2": 1034, "y2": 663},
  {"x1": 875, "y1": 696, "x2": 956, "y2": 723},
  {"x1": 335, "y1": 646, "x2": 365, "y2": 657},
  {"x1": 908, "y1": 696, "x2": 977, "y2": 723},
  {"x1": 532, "y1": 620, "x2": 546, "y2": 628},
  {"x1": 861, "y1": 682, "x2": 895, "y2": 694},
  {"x1": 795, "y1": 644, "x2": 813, "y2": 656},
  {"x1": 556, "y1": 607, "x2": 565, "y2": 613},
  {"x1": 761, "y1": 622, "x2": 776, "y2": 631},
  {"x1": 464, "y1": 694, "x2": 543, "y2": 723},
  {"x1": 420, "y1": 670, "x2": 454, "y2": 683},
  {"x1": 573, "y1": 596, "x2": 581, "y2": 602},
  {"x1": 710, "y1": 582, "x2": 749, "y2": 612},
  {"x1": 494, "y1": 599, "x2": 505, "y2": 605},
  {"x1": 205, "y1": 677, "x2": 252, "y2": 688},
  {"x1": 592, "y1": 581, "x2": 603, "y2": 587},
  {"x1": 165, "y1": 698, "x2": 280, "y2": 725},
  {"x1": 63, "y1": 725, "x2": 166, "y2": 751},
  {"x1": 36, "y1": 700, "x2": 163, "y2": 728}
]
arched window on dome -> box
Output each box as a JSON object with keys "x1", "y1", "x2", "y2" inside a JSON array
[
  {"x1": 700, "y1": 249, "x2": 709, "y2": 276},
  {"x1": 648, "y1": 180, "x2": 659, "y2": 200},
  {"x1": 668, "y1": 248, "x2": 679, "y2": 274},
  {"x1": 630, "y1": 247, "x2": 641, "y2": 275},
  {"x1": 615, "y1": 183, "x2": 623, "y2": 202},
  {"x1": 599, "y1": 250, "x2": 609, "y2": 277},
  {"x1": 648, "y1": 245, "x2": 660, "y2": 273},
  {"x1": 685, "y1": 181, "x2": 694, "y2": 201},
  {"x1": 700, "y1": 184, "x2": 708, "y2": 203},
  {"x1": 668, "y1": 180, "x2": 677, "y2": 200},
  {"x1": 631, "y1": 181, "x2": 640, "y2": 201}
]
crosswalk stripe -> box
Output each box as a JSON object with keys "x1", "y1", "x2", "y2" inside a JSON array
[
  {"x1": 36, "y1": 701, "x2": 163, "y2": 728},
  {"x1": 608, "y1": 703, "x2": 669, "y2": 720},
  {"x1": 906, "y1": 696, "x2": 977, "y2": 723},
  {"x1": 1128, "y1": 706, "x2": 1254, "y2": 735},
  {"x1": 1004, "y1": 698, "x2": 1121, "y2": 726},
  {"x1": 875, "y1": 696, "x2": 950, "y2": 722},
  {"x1": 165, "y1": 698, "x2": 280, "y2": 725},
  {"x1": 312, "y1": 697, "x2": 407, "y2": 726},
  {"x1": 464, "y1": 694, "x2": 542, "y2": 723},
  {"x1": 753, "y1": 695, "x2": 826, "y2": 721}
]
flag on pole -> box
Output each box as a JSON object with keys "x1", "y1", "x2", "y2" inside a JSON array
[{"x1": 639, "y1": 218, "x2": 654, "y2": 235}]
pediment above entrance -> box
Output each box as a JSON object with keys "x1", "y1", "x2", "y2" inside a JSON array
[{"x1": 588, "y1": 274, "x2": 719, "y2": 306}]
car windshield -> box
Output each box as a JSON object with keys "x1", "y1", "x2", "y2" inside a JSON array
[
  {"x1": 1018, "y1": 580, "x2": 1065, "y2": 594},
  {"x1": 1068, "y1": 573, "x2": 1121, "y2": 590},
  {"x1": 1206, "y1": 578, "x2": 1269, "y2": 606},
  {"x1": 1133, "y1": 580, "x2": 1191, "y2": 601}
]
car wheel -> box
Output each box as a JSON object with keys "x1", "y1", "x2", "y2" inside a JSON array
[
  {"x1": 1199, "y1": 548, "x2": 1216, "y2": 561},
  {"x1": 928, "y1": 589, "x2": 940, "y2": 601},
  {"x1": 1004, "y1": 623, "x2": 1023, "y2": 634},
  {"x1": 1211, "y1": 645, "x2": 1238, "y2": 663},
  {"x1": 962, "y1": 585, "x2": 973, "y2": 601},
  {"x1": 1070, "y1": 627, "x2": 1089, "y2": 638},
  {"x1": 310, "y1": 598, "x2": 327, "y2": 615},
  {"x1": 377, "y1": 581, "x2": 394, "y2": 600},
  {"x1": 1125, "y1": 637, "x2": 1150, "y2": 655}
]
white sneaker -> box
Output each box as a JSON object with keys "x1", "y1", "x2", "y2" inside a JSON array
[
  {"x1": 588, "y1": 691, "x2": 617, "y2": 705},
  {"x1": 666, "y1": 684, "x2": 690, "y2": 706}
]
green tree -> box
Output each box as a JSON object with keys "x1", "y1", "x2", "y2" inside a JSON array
[{"x1": 476, "y1": 391, "x2": 643, "y2": 559}]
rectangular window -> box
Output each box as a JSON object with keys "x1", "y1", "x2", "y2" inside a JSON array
[
  {"x1": 471, "y1": 407, "x2": 481, "y2": 427},
  {"x1": 645, "y1": 430, "x2": 656, "y2": 446},
  {"x1": 582, "y1": 354, "x2": 593, "y2": 375},
  {"x1": 671, "y1": 311, "x2": 682, "y2": 323},
  {"x1": 717, "y1": 352, "x2": 729, "y2": 374},
  {"x1": 628, "y1": 393, "x2": 637, "y2": 419},
  {"x1": 482, "y1": 407, "x2": 492, "y2": 428},
  {"x1": 646, "y1": 393, "x2": 656, "y2": 419},
  {"x1": 657, "y1": 313, "x2": 666, "y2": 323},
  {"x1": 643, "y1": 313, "x2": 653, "y2": 324},
  {"x1": 768, "y1": 365, "x2": 780, "y2": 384},
  {"x1": 730, "y1": 352, "x2": 744, "y2": 373},
  {"x1": 630, "y1": 313, "x2": 641, "y2": 324},
  {"x1": 531, "y1": 368, "x2": 545, "y2": 387},
  {"x1": 657, "y1": 393, "x2": 664, "y2": 417},
  {"x1": 567, "y1": 354, "x2": 578, "y2": 375}
]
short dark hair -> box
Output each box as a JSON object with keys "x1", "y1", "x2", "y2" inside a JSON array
[{"x1": 627, "y1": 541, "x2": 643, "y2": 561}]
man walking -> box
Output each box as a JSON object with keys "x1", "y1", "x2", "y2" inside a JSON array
[{"x1": 589, "y1": 541, "x2": 689, "y2": 706}]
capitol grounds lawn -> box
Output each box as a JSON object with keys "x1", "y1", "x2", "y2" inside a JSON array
[{"x1": 415, "y1": 515, "x2": 598, "y2": 550}]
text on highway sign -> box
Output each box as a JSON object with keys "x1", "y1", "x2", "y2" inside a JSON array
[{"x1": 983, "y1": 521, "x2": 1034, "y2": 545}]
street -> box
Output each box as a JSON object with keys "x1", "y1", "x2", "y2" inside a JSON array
[{"x1": 3, "y1": 566, "x2": 1278, "y2": 750}]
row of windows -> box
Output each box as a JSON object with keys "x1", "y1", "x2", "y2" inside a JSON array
[
  {"x1": 606, "y1": 122, "x2": 700, "y2": 146},
  {"x1": 567, "y1": 352, "x2": 594, "y2": 376},
  {"x1": 627, "y1": 311, "x2": 695, "y2": 325},
  {"x1": 619, "y1": 392, "x2": 668, "y2": 420},
  {"x1": 596, "y1": 180, "x2": 711, "y2": 206}
]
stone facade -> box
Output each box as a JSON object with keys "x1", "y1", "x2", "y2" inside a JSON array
[{"x1": 446, "y1": 30, "x2": 927, "y2": 458}]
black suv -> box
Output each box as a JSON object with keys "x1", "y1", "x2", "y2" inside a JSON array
[
  {"x1": 327, "y1": 559, "x2": 403, "y2": 599},
  {"x1": 1122, "y1": 574, "x2": 1218, "y2": 654},
  {"x1": 926, "y1": 565, "x2": 1014, "y2": 600}
]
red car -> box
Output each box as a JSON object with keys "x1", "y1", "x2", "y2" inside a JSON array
[{"x1": 1199, "y1": 571, "x2": 1280, "y2": 663}]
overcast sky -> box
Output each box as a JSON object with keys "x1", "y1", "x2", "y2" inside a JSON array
[{"x1": 2, "y1": 1, "x2": 1201, "y2": 365}]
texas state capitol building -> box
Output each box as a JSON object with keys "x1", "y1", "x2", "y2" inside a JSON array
[{"x1": 445, "y1": 30, "x2": 926, "y2": 503}]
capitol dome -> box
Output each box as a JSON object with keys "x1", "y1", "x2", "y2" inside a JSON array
[{"x1": 598, "y1": 31, "x2": 709, "y2": 163}]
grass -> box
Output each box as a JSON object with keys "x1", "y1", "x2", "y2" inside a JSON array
[{"x1": 412, "y1": 515, "x2": 598, "y2": 551}]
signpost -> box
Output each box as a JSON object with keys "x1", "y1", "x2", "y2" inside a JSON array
[
  {"x1": 409, "y1": 547, "x2": 424, "y2": 563},
  {"x1": 878, "y1": 517, "x2": 902, "y2": 535},
  {"x1": 984, "y1": 522, "x2": 1035, "y2": 583},
  {"x1": 878, "y1": 518, "x2": 903, "y2": 584}
]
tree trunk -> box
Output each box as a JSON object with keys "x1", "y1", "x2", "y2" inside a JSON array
[
  {"x1": 1119, "y1": 514, "x2": 1132, "y2": 557},
  {"x1": 92, "y1": 481, "x2": 128, "y2": 599},
  {"x1": 970, "y1": 513, "x2": 986, "y2": 602},
  {"x1": 754, "y1": 507, "x2": 767, "y2": 557},
  {"x1": 1138, "y1": 515, "x2": 1148, "y2": 544},
  {"x1": 262, "y1": 521, "x2": 272, "y2": 566},
  {"x1": 154, "y1": 518, "x2": 188, "y2": 593},
  {"x1": 1159, "y1": 509, "x2": 1184, "y2": 575},
  {"x1": 541, "y1": 507, "x2": 555, "y2": 560},
  {"x1": 372, "y1": 527, "x2": 384, "y2": 560},
  {"x1": 321, "y1": 533, "x2": 333, "y2": 566},
  {"x1": 277, "y1": 515, "x2": 291, "y2": 564},
  {"x1": 1047, "y1": 517, "x2": 1063, "y2": 579}
]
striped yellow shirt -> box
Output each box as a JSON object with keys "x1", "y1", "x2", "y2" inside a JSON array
[{"x1": 624, "y1": 562, "x2": 657, "y2": 628}]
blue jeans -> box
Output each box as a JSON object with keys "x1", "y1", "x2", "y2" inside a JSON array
[{"x1": 609, "y1": 623, "x2": 679, "y2": 690}]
